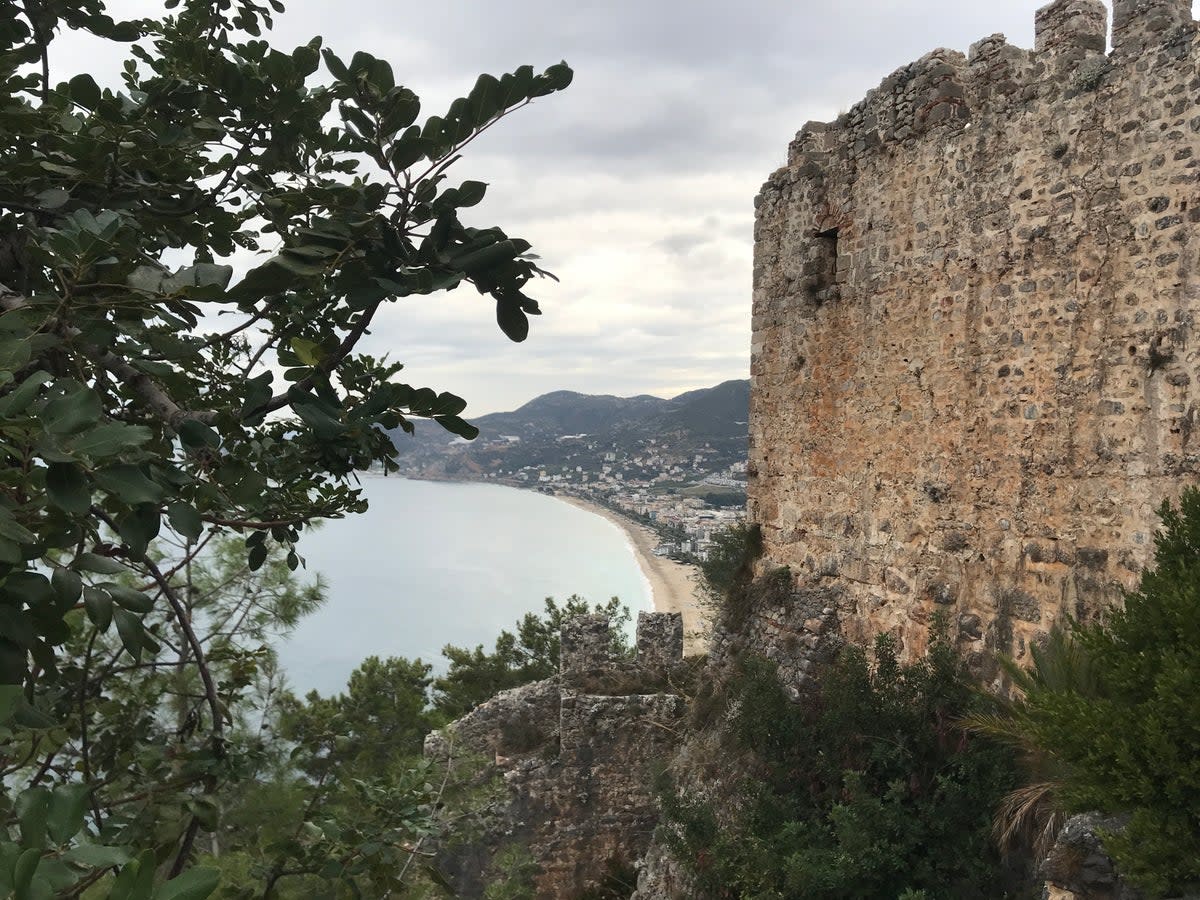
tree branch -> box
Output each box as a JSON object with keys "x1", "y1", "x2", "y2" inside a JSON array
[
  {"x1": 250, "y1": 297, "x2": 384, "y2": 417},
  {"x1": 20, "y1": 0, "x2": 50, "y2": 105},
  {"x1": 0, "y1": 283, "x2": 216, "y2": 427}
]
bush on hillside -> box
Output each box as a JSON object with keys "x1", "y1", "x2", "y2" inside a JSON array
[
  {"x1": 968, "y1": 490, "x2": 1200, "y2": 897},
  {"x1": 659, "y1": 628, "x2": 1025, "y2": 899}
]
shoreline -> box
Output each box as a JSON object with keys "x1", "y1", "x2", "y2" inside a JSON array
[{"x1": 556, "y1": 494, "x2": 709, "y2": 655}]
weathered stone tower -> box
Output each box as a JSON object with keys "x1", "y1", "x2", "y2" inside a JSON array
[
  {"x1": 749, "y1": 0, "x2": 1200, "y2": 668},
  {"x1": 426, "y1": 612, "x2": 687, "y2": 897}
]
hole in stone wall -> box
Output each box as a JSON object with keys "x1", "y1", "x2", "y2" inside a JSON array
[{"x1": 809, "y1": 226, "x2": 841, "y2": 303}]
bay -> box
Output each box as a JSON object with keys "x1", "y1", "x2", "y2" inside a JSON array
[{"x1": 276, "y1": 477, "x2": 652, "y2": 696}]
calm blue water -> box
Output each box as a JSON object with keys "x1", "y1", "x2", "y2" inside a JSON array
[{"x1": 276, "y1": 477, "x2": 651, "y2": 696}]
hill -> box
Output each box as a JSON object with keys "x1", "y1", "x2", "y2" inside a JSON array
[{"x1": 387, "y1": 380, "x2": 749, "y2": 483}]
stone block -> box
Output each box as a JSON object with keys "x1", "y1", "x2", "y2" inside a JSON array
[
  {"x1": 635, "y1": 612, "x2": 683, "y2": 668},
  {"x1": 1111, "y1": 0, "x2": 1193, "y2": 54}
]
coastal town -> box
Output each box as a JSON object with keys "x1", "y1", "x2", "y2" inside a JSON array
[
  {"x1": 499, "y1": 444, "x2": 745, "y2": 562},
  {"x1": 389, "y1": 381, "x2": 751, "y2": 562}
]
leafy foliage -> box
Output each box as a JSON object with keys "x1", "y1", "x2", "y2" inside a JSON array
[
  {"x1": 280, "y1": 655, "x2": 441, "y2": 778},
  {"x1": 0, "y1": 0, "x2": 571, "y2": 892},
  {"x1": 0, "y1": 0, "x2": 570, "y2": 689},
  {"x1": 207, "y1": 595, "x2": 630, "y2": 897},
  {"x1": 660, "y1": 631, "x2": 1022, "y2": 899},
  {"x1": 0, "y1": 534, "x2": 322, "y2": 898},
  {"x1": 967, "y1": 490, "x2": 1200, "y2": 897},
  {"x1": 695, "y1": 522, "x2": 761, "y2": 618}
]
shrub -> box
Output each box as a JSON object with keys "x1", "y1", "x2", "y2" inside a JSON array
[
  {"x1": 660, "y1": 627, "x2": 1024, "y2": 899},
  {"x1": 969, "y1": 490, "x2": 1200, "y2": 897}
]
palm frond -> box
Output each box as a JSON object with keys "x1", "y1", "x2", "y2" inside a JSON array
[{"x1": 993, "y1": 780, "x2": 1065, "y2": 861}]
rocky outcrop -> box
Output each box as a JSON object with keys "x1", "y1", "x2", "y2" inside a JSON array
[
  {"x1": 1041, "y1": 814, "x2": 1144, "y2": 900},
  {"x1": 425, "y1": 612, "x2": 690, "y2": 898}
]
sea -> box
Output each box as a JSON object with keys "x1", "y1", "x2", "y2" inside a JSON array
[{"x1": 275, "y1": 476, "x2": 653, "y2": 697}]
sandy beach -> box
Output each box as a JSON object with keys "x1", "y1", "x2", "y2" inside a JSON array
[{"x1": 558, "y1": 495, "x2": 710, "y2": 655}]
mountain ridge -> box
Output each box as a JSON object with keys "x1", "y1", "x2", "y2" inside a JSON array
[{"x1": 388, "y1": 379, "x2": 750, "y2": 478}]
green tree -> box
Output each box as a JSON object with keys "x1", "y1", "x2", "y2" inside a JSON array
[
  {"x1": 696, "y1": 521, "x2": 761, "y2": 606},
  {"x1": 0, "y1": 0, "x2": 571, "y2": 892},
  {"x1": 0, "y1": 534, "x2": 323, "y2": 897},
  {"x1": 968, "y1": 490, "x2": 1200, "y2": 897},
  {"x1": 280, "y1": 655, "x2": 439, "y2": 778},
  {"x1": 433, "y1": 596, "x2": 629, "y2": 720}
]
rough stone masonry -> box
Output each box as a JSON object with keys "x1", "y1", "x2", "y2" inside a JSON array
[
  {"x1": 748, "y1": 0, "x2": 1200, "y2": 674},
  {"x1": 425, "y1": 612, "x2": 687, "y2": 898}
]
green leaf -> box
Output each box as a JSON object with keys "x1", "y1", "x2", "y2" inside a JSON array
[
  {"x1": 178, "y1": 419, "x2": 220, "y2": 450},
  {"x1": 118, "y1": 505, "x2": 161, "y2": 558},
  {"x1": 83, "y1": 586, "x2": 113, "y2": 631},
  {"x1": 0, "y1": 370, "x2": 50, "y2": 416},
  {"x1": 450, "y1": 238, "x2": 522, "y2": 274},
  {"x1": 35, "y1": 188, "x2": 70, "y2": 210},
  {"x1": 104, "y1": 584, "x2": 154, "y2": 614},
  {"x1": 72, "y1": 553, "x2": 126, "y2": 575},
  {"x1": 16, "y1": 786, "x2": 50, "y2": 850},
  {"x1": 113, "y1": 608, "x2": 145, "y2": 661},
  {"x1": 388, "y1": 133, "x2": 435, "y2": 171},
  {"x1": 289, "y1": 390, "x2": 344, "y2": 440},
  {"x1": 467, "y1": 73, "x2": 503, "y2": 124},
  {"x1": 167, "y1": 502, "x2": 203, "y2": 542},
  {"x1": 496, "y1": 299, "x2": 529, "y2": 342},
  {"x1": 61, "y1": 843, "x2": 130, "y2": 868},
  {"x1": 321, "y1": 48, "x2": 350, "y2": 81},
  {"x1": 109, "y1": 850, "x2": 156, "y2": 900},
  {"x1": 43, "y1": 385, "x2": 102, "y2": 435},
  {"x1": 240, "y1": 371, "x2": 273, "y2": 422},
  {"x1": 434, "y1": 415, "x2": 479, "y2": 440},
  {"x1": 247, "y1": 543, "x2": 268, "y2": 572},
  {"x1": 0, "y1": 508, "x2": 36, "y2": 544},
  {"x1": 289, "y1": 337, "x2": 322, "y2": 366},
  {"x1": 46, "y1": 784, "x2": 90, "y2": 844},
  {"x1": 68, "y1": 73, "x2": 101, "y2": 108},
  {"x1": 0, "y1": 606, "x2": 36, "y2": 649},
  {"x1": 0, "y1": 538, "x2": 21, "y2": 565},
  {"x1": 50, "y1": 568, "x2": 82, "y2": 610},
  {"x1": 12, "y1": 847, "x2": 40, "y2": 899},
  {"x1": 12, "y1": 697, "x2": 56, "y2": 730},
  {"x1": 64, "y1": 423, "x2": 153, "y2": 458},
  {"x1": 456, "y1": 180, "x2": 487, "y2": 208},
  {"x1": 0, "y1": 684, "x2": 21, "y2": 723},
  {"x1": 128, "y1": 264, "x2": 233, "y2": 295},
  {"x1": 95, "y1": 465, "x2": 164, "y2": 504},
  {"x1": 155, "y1": 867, "x2": 220, "y2": 900},
  {"x1": 274, "y1": 250, "x2": 328, "y2": 276},
  {"x1": 45, "y1": 464, "x2": 91, "y2": 515}
]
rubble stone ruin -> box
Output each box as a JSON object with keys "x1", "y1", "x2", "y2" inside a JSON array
[{"x1": 748, "y1": 0, "x2": 1200, "y2": 674}]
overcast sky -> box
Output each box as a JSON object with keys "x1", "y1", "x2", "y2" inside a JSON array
[{"x1": 65, "y1": 1, "x2": 1199, "y2": 414}]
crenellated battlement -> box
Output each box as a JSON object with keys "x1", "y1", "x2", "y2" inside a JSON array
[
  {"x1": 559, "y1": 611, "x2": 684, "y2": 676},
  {"x1": 785, "y1": 0, "x2": 1196, "y2": 177},
  {"x1": 1035, "y1": 0, "x2": 1107, "y2": 62},
  {"x1": 1112, "y1": 0, "x2": 1194, "y2": 53}
]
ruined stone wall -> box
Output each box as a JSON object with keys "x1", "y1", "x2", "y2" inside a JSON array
[
  {"x1": 749, "y1": 0, "x2": 1200, "y2": 671},
  {"x1": 425, "y1": 612, "x2": 687, "y2": 899}
]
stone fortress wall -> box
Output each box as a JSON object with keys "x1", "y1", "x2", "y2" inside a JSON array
[
  {"x1": 426, "y1": 612, "x2": 687, "y2": 898},
  {"x1": 749, "y1": 0, "x2": 1200, "y2": 672}
]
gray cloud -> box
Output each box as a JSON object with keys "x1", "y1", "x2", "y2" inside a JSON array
[{"x1": 55, "y1": 1, "x2": 1177, "y2": 415}]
